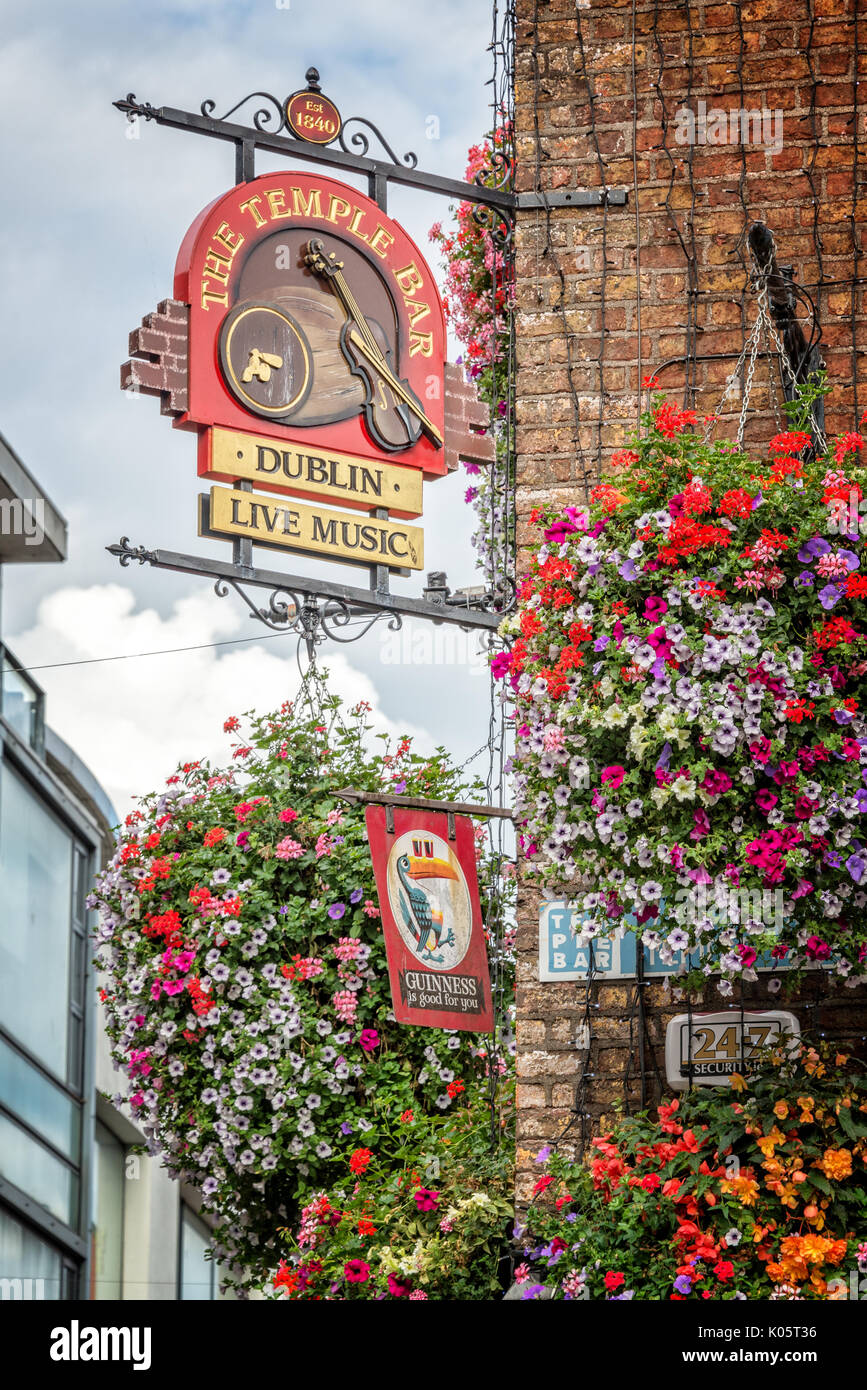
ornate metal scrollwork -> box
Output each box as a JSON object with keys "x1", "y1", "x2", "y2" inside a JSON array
[
  {"x1": 337, "y1": 118, "x2": 417, "y2": 168},
  {"x1": 475, "y1": 149, "x2": 513, "y2": 193},
  {"x1": 114, "y1": 95, "x2": 158, "y2": 122},
  {"x1": 106, "y1": 537, "x2": 157, "y2": 566},
  {"x1": 200, "y1": 92, "x2": 286, "y2": 132},
  {"x1": 212, "y1": 575, "x2": 403, "y2": 661},
  {"x1": 471, "y1": 200, "x2": 513, "y2": 251},
  {"x1": 193, "y1": 78, "x2": 418, "y2": 165}
]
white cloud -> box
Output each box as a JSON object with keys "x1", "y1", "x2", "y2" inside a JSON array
[
  {"x1": 0, "y1": 0, "x2": 497, "y2": 813},
  {"x1": 9, "y1": 583, "x2": 433, "y2": 820}
]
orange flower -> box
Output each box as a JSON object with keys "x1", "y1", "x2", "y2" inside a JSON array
[
  {"x1": 818, "y1": 1147, "x2": 853, "y2": 1181},
  {"x1": 730, "y1": 1073, "x2": 748, "y2": 1093},
  {"x1": 756, "y1": 1125, "x2": 785, "y2": 1158},
  {"x1": 721, "y1": 1174, "x2": 759, "y2": 1207},
  {"x1": 773, "y1": 1101, "x2": 789, "y2": 1121}
]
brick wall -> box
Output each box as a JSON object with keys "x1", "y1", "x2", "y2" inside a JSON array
[{"x1": 513, "y1": 0, "x2": 867, "y2": 1203}]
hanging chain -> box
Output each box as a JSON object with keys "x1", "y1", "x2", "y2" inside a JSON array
[
  {"x1": 736, "y1": 271, "x2": 769, "y2": 447},
  {"x1": 705, "y1": 247, "x2": 826, "y2": 455}
]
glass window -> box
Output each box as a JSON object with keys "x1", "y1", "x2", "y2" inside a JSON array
[
  {"x1": 0, "y1": 764, "x2": 75, "y2": 1080},
  {"x1": 0, "y1": 1036, "x2": 80, "y2": 1160},
  {"x1": 179, "y1": 1205, "x2": 216, "y2": 1300},
  {"x1": 0, "y1": 1112, "x2": 78, "y2": 1229},
  {"x1": 0, "y1": 1206, "x2": 64, "y2": 1300},
  {"x1": 92, "y1": 1122, "x2": 124, "y2": 1299},
  {"x1": 1, "y1": 658, "x2": 43, "y2": 754}
]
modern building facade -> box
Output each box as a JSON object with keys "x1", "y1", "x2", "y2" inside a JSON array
[{"x1": 0, "y1": 432, "x2": 232, "y2": 1300}]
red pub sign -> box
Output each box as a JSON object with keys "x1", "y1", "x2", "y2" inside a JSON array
[
  {"x1": 175, "y1": 169, "x2": 447, "y2": 477},
  {"x1": 365, "y1": 806, "x2": 494, "y2": 1033}
]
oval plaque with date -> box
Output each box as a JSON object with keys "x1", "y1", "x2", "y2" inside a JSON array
[{"x1": 285, "y1": 90, "x2": 342, "y2": 145}]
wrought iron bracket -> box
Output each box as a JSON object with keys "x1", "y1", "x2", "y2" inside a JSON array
[
  {"x1": 111, "y1": 66, "x2": 516, "y2": 660},
  {"x1": 335, "y1": 787, "x2": 513, "y2": 819},
  {"x1": 516, "y1": 189, "x2": 628, "y2": 209},
  {"x1": 106, "y1": 538, "x2": 504, "y2": 662},
  {"x1": 114, "y1": 79, "x2": 514, "y2": 222}
]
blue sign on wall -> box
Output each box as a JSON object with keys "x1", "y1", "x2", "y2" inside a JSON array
[{"x1": 538, "y1": 902, "x2": 822, "y2": 981}]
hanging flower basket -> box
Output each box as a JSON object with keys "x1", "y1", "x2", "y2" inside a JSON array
[
  {"x1": 92, "y1": 681, "x2": 513, "y2": 1286},
  {"x1": 496, "y1": 382, "x2": 867, "y2": 992}
]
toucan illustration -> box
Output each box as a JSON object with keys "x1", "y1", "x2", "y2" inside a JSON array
[{"x1": 395, "y1": 850, "x2": 457, "y2": 964}]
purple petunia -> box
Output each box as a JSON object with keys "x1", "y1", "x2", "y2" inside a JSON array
[
  {"x1": 328, "y1": 903, "x2": 346, "y2": 920},
  {"x1": 656, "y1": 742, "x2": 672, "y2": 770},
  {"x1": 819, "y1": 583, "x2": 843, "y2": 610},
  {"x1": 797, "y1": 536, "x2": 831, "y2": 563}
]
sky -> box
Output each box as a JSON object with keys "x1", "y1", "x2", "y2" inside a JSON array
[{"x1": 0, "y1": 0, "x2": 499, "y2": 818}]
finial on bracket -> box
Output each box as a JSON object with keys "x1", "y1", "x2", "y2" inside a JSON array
[{"x1": 305, "y1": 67, "x2": 322, "y2": 92}]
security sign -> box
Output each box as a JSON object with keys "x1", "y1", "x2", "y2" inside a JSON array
[
  {"x1": 665, "y1": 1011, "x2": 800, "y2": 1091},
  {"x1": 365, "y1": 806, "x2": 494, "y2": 1033}
]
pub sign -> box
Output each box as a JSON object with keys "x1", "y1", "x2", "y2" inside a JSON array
[{"x1": 365, "y1": 806, "x2": 494, "y2": 1033}]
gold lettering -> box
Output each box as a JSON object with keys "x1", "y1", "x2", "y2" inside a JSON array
[
  {"x1": 201, "y1": 282, "x2": 229, "y2": 310},
  {"x1": 408, "y1": 331, "x2": 433, "y2": 358},
  {"x1": 203, "y1": 250, "x2": 231, "y2": 284},
  {"x1": 395, "y1": 262, "x2": 424, "y2": 295},
  {"x1": 326, "y1": 195, "x2": 352, "y2": 225},
  {"x1": 208, "y1": 486, "x2": 423, "y2": 569},
  {"x1": 212, "y1": 222, "x2": 244, "y2": 257},
  {"x1": 266, "y1": 188, "x2": 290, "y2": 220},
  {"x1": 239, "y1": 196, "x2": 267, "y2": 228},
  {"x1": 404, "y1": 298, "x2": 430, "y2": 327},
  {"x1": 347, "y1": 207, "x2": 371, "y2": 243},
  {"x1": 291, "y1": 186, "x2": 322, "y2": 219},
  {"x1": 369, "y1": 226, "x2": 395, "y2": 259},
  {"x1": 206, "y1": 428, "x2": 424, "y2": 515}
]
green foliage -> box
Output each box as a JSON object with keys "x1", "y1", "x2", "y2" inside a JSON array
[
  {"x1": 519, "y1": 1042, "x2": 867, "y2": 1300},
  {"x1": 93, "y1": 674, "x2": 514, "y2": 1288},
  {"x1": 271, "y1": 1083, "x2": 515, "y2": 1300}
]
